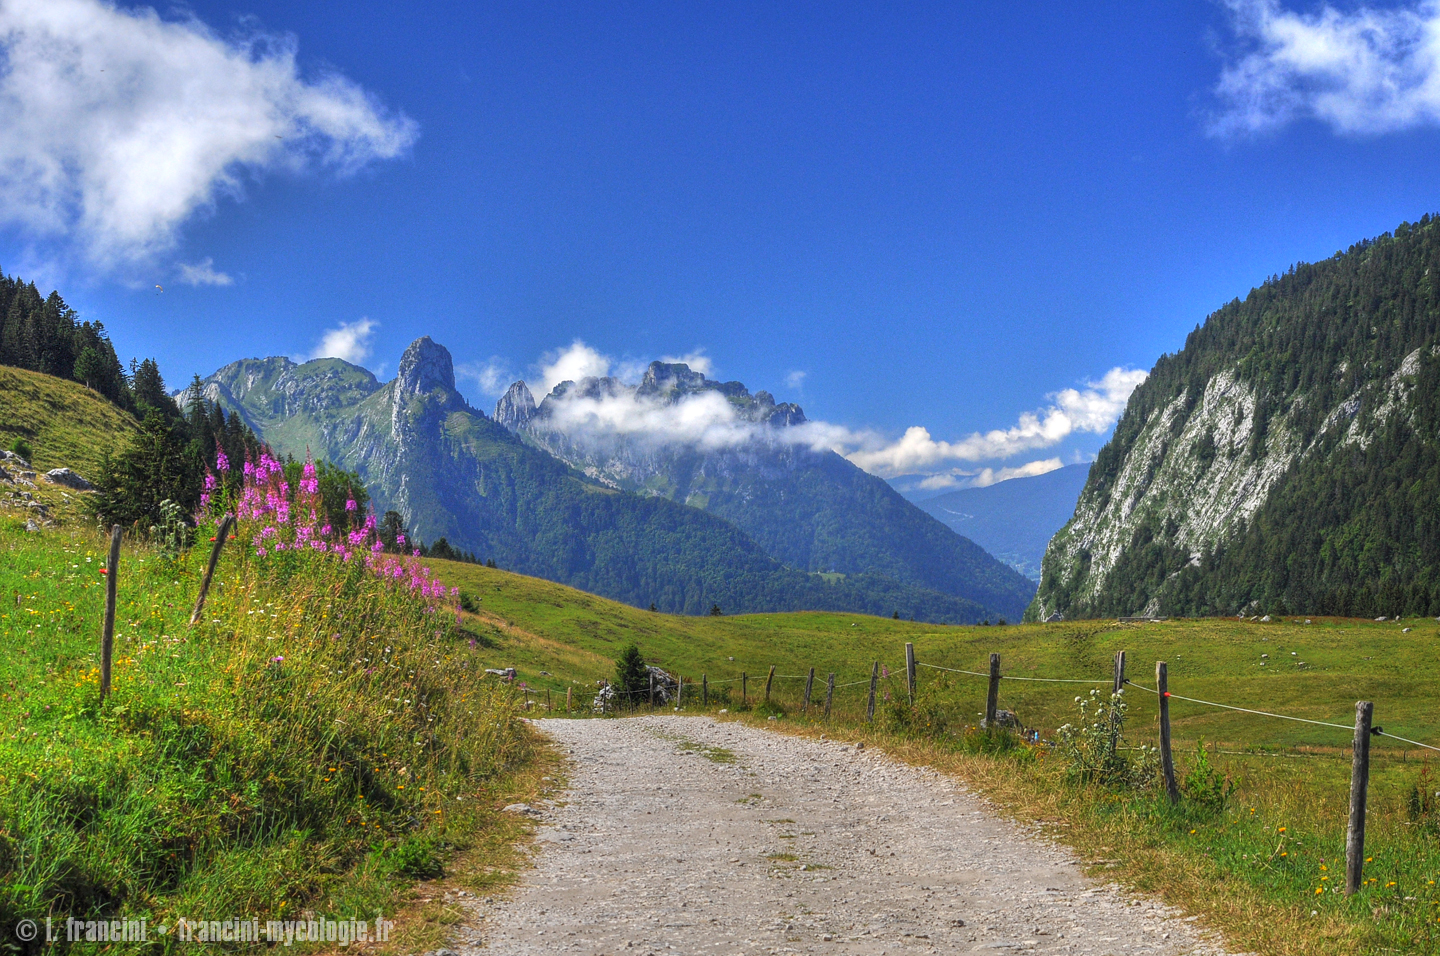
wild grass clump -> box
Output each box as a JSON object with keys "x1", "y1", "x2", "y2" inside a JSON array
[
  {"x1": 0, "y1": 464, "x2": 532, "y2": 948},
  {"x1": 1055, "y1": 689, "x2": 1157, "y2": 791}
]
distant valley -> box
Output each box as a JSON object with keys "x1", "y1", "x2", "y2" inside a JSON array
[{"x1": 901, "y1": 464, "x2": 1090, "y2": 581}]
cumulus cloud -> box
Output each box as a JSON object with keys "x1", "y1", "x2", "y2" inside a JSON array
[
  {"x1": 456, "y1": 357, "x2": 516, "y2": 397},
  {"x1": 658, "y1": 350, "x2": 713, "y2": 376},
  {"x1": 842, "y1": 368, "x2": 1147, "y2": 476},
  {"x1": 533, "y1": 340, "x2": 613, "y2": 396},
  {"x1": 0, "y1": 0, "x2": 417, "y2": 268},
  {"x1": 516, "y1": 340, "x2": 1144, "y2": 483},
  {"x1": 785, "y1": 370, "x2": 806, "y2": 389},
  {"x1": 303, "y1": 317, "x2": 376, "y2": 365},
  {"x1": 1212, "y1": 0, "x2": 1440, "y2": 135},
  {"x1": 176, "y1": 257, "x2": 232, "y2": 286}
]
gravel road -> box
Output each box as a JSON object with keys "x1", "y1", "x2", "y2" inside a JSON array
[{"x1": 444, "y1": 716, "x2": 1236, "y2": 956}]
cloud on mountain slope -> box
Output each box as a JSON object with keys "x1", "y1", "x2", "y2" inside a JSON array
[
  {"x1": 0, "y1": 0, "x2": 416, "y2": 270},
  {"x1": 1213, "y1": 0, "x2": 1440, "y2": 136},
  {"x1": 508, "y1": 340, "x2": 1144, "y2": 482}
]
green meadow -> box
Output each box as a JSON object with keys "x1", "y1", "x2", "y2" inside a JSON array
[{"x1": 435, "y1": 556, "x2": 1440, "y2": 956}]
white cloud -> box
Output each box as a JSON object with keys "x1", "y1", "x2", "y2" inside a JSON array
[
  {"x1": 303, "y1": 317, "x2": 376, "y2": 365},
  {"x1": 176, "y1": 256, "x2": 232, "y2": 286},
  {"x1": 785, "y1": 370, "x2": 806, "y2": 389},
  {"x1": 658, "y1": 350, "x2": 714, "y2": 377},
  {"x1": 515, "y1": 339, "x2": 1144, "y2": 485},
  {"x1": 456, "y1": 357, "x2": 516, "y2": 397},
  {"x1": 967, "y1": 458, "x2": 1065, "y2": 488},
  {"x1": 0, "y1": 0, "x2": 417, "y2": 269},
  {"x1": 842, "y1": 368, "x2": 1147, "y2": 476},
  {"x1": 533, "y1": 340, "x2": 613, "y2": 396},
  {"x1": 1212, "y1": 0, "x2": 1440, "y2": 135}
]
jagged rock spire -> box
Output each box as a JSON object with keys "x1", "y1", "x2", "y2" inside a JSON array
[
  {"x1": 495, "y1": 380, "x2": 536, "y2": 429},
  {"x1": 396, "y1": 337, "x2": 455, "y2": 395}
]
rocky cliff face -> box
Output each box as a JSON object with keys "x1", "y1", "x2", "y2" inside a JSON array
[
  {"x1": 1032, "y1": 217, "x2": 1440, "y2": 620},
  {"x1": 494, "y1": 380, "x2": 535, "y2": 429}
]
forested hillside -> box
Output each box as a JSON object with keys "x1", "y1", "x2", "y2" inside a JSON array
[
  {"x1": 1033, "y1": 215, "x2": 1440, "y2": 620},
  {"x1": 0, "y1": 270, "x2": 133, "y2": 409}
]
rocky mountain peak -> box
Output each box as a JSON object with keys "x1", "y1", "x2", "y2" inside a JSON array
[
  {"x1": 638, "y1": 361, "x2": 708, "y2": 397},
  {"x1": 495, "y1": 380, "x2": 537, "y2": 429},
  {"x1": 396, "y1": 337, "x2": 455, "y2": 396}
]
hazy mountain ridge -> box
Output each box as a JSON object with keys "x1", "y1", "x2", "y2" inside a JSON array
[
  {"x1": 194, "y1": 338, "x2": 1016, "y2": 622},
  {"x1": 907, "y1": 464, "x2": 1090, "y2": 581},
  {"x1": 500, "y1": 361, "x2": 1037, "y2": 620},
  {"x1": 1032, "y1": 216, "x2": 1440, "y2": 620}
]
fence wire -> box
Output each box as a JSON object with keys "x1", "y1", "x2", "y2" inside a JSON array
[{"x1": 578, "y1": 649, "x2": 1440, "y2": 755}]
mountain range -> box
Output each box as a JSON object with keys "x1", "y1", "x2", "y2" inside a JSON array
[
  {"x1": 1031, "y1": 216, "x2": 1440, "y2": 621},
  {"x1": 496, "y1": 361, "x2": 1034, "y2": 615},
  {"x1": 194, "y1": 338, "x2": 1035, "y2": 623}
]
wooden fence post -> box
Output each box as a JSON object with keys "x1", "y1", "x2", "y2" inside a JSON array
[
  {"x1": 189, "y1": 514, "x2": 234, "y2": 625},
  {"x1": 546, "y1": 689, "x2": 552, "y2": 712},
  {"x1": 649, "y1": 672, "x2": 655, "y2": 709},
  {"x1": 825, "y1": 673, "x2": 835, "y2": 720},
  {"x1": 1346, "y1": 700, "x2": 1374, "y2": 895},
  {"x1": 100, "y1": 525, "x2": 121, "y2": 703},
  {"x1": 676, "y1": 676, "x2": 683, "y2": 709},
  {"x1": 566, "y1": 687, "x2": 572, "y2": 713},
  {"x1": 802, "y1": 668, "x2": 815, "y2": 714},
  {"x1": 905, "y1": 642, "x2": 916, "y2": 703},
  {"x1": 985, "y1": 652, "x2": 1001, "y2": 727},
  {"x1": 702, "y1": 674, "x2": 708, "y2": 707},
  {"x1": 765, "y1": 665, "x2": 775, "y2": 703},
  {"x1": 1113, "y1": 650, "x2": 1126, "y2": 694},
  {"x1": 742, "y1": 672, "x2": 747, "y2": 705},
  {"x1": 866, "y1": 661, "x2": 879, "y2": 723},
  {"x1": 1157, "y1": 661, "x2": 1179, "y2": 804}
]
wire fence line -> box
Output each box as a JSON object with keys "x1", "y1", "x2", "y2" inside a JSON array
[{"x1": 561, "y1": 644, "x2": 1440, "y2": 756}]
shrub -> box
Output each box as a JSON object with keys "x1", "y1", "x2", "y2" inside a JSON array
[
  {"x1": 882, "y1": 692, "x2": 952, "y2": 738},
  {"x1": 8, "y1": 436, "x2": 31, "y2": 462},
  {"x1": 1055, "y1": 689, "x2": 1157, "y2": 791},
  {"x1": 1181, "y1": 740, "x2": 1237, "y2": 813},
  {"x1": 1409, "y1": 762, "x2": 1440, "y2": 835},
  {"x1": 753, "y1": 699, "x2": 787, "y2": 718}
]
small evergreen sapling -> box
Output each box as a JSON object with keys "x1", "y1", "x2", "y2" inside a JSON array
[{"x1": 614, "y1": 644, "x2": 649, "y2": 708}]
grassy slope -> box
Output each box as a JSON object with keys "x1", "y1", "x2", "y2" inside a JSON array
[
  {"x1": 431, "y1": 556, "x2": 1440, "y2": 955},
  {"x1": 0, "y1": 512, "x2": 535, "y2": 953},
  {"x1": 0, "y1": 366, "x2": 137, "y2": 478}
]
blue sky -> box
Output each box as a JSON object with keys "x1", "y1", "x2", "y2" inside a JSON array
[{"x1": 3, "y1": 0, "x2": 1440, "y2": 487}]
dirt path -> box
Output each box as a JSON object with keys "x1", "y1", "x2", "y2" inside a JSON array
[{"x1": 444, "y1": 716, "x2": 1235, "y2": 956}]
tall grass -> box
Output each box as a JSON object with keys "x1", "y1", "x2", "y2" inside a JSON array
[{"x1": 0, "y1": 507, "x2": 532, "y2": 952}]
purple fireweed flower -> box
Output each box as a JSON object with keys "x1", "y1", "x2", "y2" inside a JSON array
[
  {"x1": 203, "y1": 472, "x2": 217, "y2": 492},
  {"x1": 345, "y1": 498, "x2": 357, "y2": 512},
  {"x1": 216, "y1": 449, "x2": 230, "y2": 472},
  {"x1": 396, "y1": 533, "x2": 406, "y2": 546}
]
